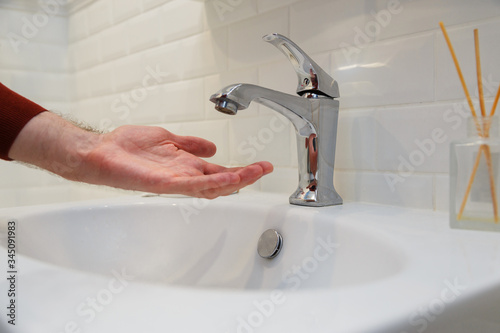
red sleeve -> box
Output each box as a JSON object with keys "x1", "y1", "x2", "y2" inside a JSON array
[{"x1": 0, "y1": 83, "x2": 46, "y2": 161}]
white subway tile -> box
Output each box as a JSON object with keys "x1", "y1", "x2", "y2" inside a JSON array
[
  {"x1": 34, "y1": 13, "x2": 68, "y2": 45},
  {"x1": 89, "y1": 63, "x2": 115, "y2": 96},
  {"x1": 43, "y1": 101, "x2": 72, "y2": 114},
  {"x1": 161, "y1": 0, "x2": 205, "y2": 44},
  {"x1": 375, "y1": 0, "x2": 500, "y2": 41},
  {"x1": 0, "y1": 184, "x2": 77, "y2": 208},
  {"x1": 112, "y1": 0, "x2": 142, "y2": 24},
  {"x1": 134, "y1": 78, "x2": 205, "y2": 123},
  {"x1": 290, "y1": 0, "x2": 371, "y2": 55},
  {"x1": 259, "y1": 59, "x2": 299, "y2": 95},
  {"x1": 142, "y1": 41, "x2": 184, "y2": 83},
  {"x1": 87, "y1": 0, "x2": 112, "y2": 35},
  {"x1": 259, "y1": 166, "x2": 298, "y2": 194},
  {"x1": 435, "y1": 19, "x2": 500, "y2": 103},
  {"x1": 39, "y1": 43, "x2": 68, "y2": 73},
  {"x1": 205, "y1": 0, "x2": 258, "y2": 28},
  {"x1": 0, "y1": 190, "x2": 16, "y2": 208},
  {"x1": 0, "y1": 7, "x2": 67, "y2": 45},
  {"x1": 99, "y1": 93, "x2": 135, "y2": 128},
  {"x1": 180, "y1": 29, "x2": 227, "y2": 79},
  {"x1": 67, "y1": 43, "x2": 76, "y2": 72},
  {"x1": 257, "y1": 0, "x2": 302, "y2": 13},
  {"x1": 0, "y1": 162, "x2": 54, "y2": 188},
  {"x1": 227, "y1": 8, "x2": 289, "y2": 70},
  {"x1": 0, "y1": 8, "x2": 18, "y2": 36},
  {"x1": 125, "y1": 80, "x2": 166, "y2": 125},
  {"x1": 229, "y1": 115, "x2": 293, "y2": 167},
  {"x1": 157, "y1": 121, "x2": 183, "y2": 135},
  {"x1": 10, "y1": 72, "x2": 70, "y2": 104},
  {"x1": 73, "y1": 70, "x2": 91, "y2": 100},
  {"x1": 0, "y1": 70, "x2": 12, "y2": 86},
  {"x1": 126, "y1": 9, "x2": 163, "y2": 53},
  {"x1": 77, "y1": 94, "x2": 127, "y2": 129},
  {"x1": 100, "y1": 23, "x2": 129, "y2": 61},
  {"x1": 0, "y1": 39, "x2": 42, "y2": 71},
  {"x1": 336, "y1": 109, "x2": 378, "y2": 171},
  {"x1": 73, "y1": 35, "x2": 101, "y2": 70},
  {"x1": 112, "y1": 53, "x2": 146, "y2": 92},
  {"x1": 73, "y1": 95, "x2": 115, "y2": 128},
  {"x1": 375, "y1": 103, "x2": 468, "y2": 174},
  {"x1": 335, "y1": 170, "x2": 434, "y2": 209},
  {"x1": 143, "y1": 0, "x2": 171, "y2": 11},
  {"x1": 332, "y1": 33, "x2": 435, "y2": 108},
  {"x1": 69, "y1": 183, "x2": 128, "y2": 202},
  {"x1": 68, "y1": 9, "x2": 88, "y2": 42},
  {"x1": 434, "y1": 174, "x2": 449, "y2": 212}
]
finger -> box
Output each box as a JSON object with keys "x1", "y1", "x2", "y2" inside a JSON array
[
  {"x1": 181, "y1": 165, "x2": 264, "y2": 199},
  {"x1": 203, "y1": 161, "x2": 274, "y2": 176},
  {"x1": 198, "y1": 163, "x2": 273, "y2": 198},
  {"x1": 252, "y1": 161, "x2": 274, "y2": 175},
  {"x1": 170, "y1": 134, "x2": 217, "y2": 158},
  {"x1": 158, "y1": 171, "x2": 240, "y2": 196}
]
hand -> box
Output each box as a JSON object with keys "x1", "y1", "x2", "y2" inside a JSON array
[
  {"x1": 83, "y1": 125, "x2": 273, "y2": 198},
  {"x1": 9, "y1": 112, "x2": 273, "y2": 199}
]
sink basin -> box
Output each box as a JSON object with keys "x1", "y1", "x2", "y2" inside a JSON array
[
  {"x1": 1, "y1": 191, "x2": 500, "y2": 333},
  {"x1": 12, "y1": 195, "x2": 404, "y2": 290}
]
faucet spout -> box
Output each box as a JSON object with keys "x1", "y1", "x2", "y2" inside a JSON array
[{"x1": 210, "y1": 84, "x2": 315, "y2": 137}]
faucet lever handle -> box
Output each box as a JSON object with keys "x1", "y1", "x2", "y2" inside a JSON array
[{"x1": 263, "y1": 33, "x2": 339, "y2": 98}]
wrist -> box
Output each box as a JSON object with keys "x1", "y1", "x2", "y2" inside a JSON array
[{"x1": 9, "y1": 112, "x2": 101, "y2": 181}]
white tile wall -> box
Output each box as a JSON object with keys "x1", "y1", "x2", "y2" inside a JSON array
[
  {"x1": 332, "y1": 33, "x2": 435, "y2": 108},
  {"x1": 227, "y1": 8, "x2": 289, "y2": 70},
  {"x1": 180, "y1": 29, "x2": 227, "y2": 79},
  {"x1": 161, "y1": 0, "x2": 205, "y2": 43},
  {"x1": 375, "y1": 103, "x2": 467, "y2": 174},
  {"x1": 1, "y1": 0, "x2": 500, "y2": 211},
  {"x1": 127, "y1": 9, "x2": 163, "y2": 53},
  {"x1": 204, "y1": 0, "x2": 258, "y2": 28},
  {"x1": 112, "y1": 0, "x2": 142, "y2": 24}
]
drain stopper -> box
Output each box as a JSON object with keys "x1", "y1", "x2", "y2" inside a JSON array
[{"x1": 257, "y1": 229, "x2": 283, "y2": 259}]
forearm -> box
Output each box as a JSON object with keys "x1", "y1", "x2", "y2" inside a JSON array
[{"x1": 9, "y1": 112, "x2": 100, "y2": 181}]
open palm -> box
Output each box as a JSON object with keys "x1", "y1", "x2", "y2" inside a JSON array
[{"x1": 82, "y1": 125, "x2": 273, "y2": 198}]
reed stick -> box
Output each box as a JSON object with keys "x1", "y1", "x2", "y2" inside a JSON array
[
  {"x1": 457, "y1": 145, "x2": 484, "y2": 220},
  {"x1": 439, "y1": 22, "x2": 483, "y2": 137},
  {"x1": 485, "y1": 82, "x2": 500, "y2": 136},
  {"x1": 472, "y1": 29, "x2": 497, "y2": 222},
  {"x1": 440, "y1": 23, "x2": 498, "y2": 222},
  {"x1": 476, "y1": 30, "x2": 498, "y2": 222},
  {"x1": 484, "y1": 144, "x2": 499, "y2": 222},
  {"x1": 491, "y1": 83, "x2": 500, "y2": 118},
  {"x1": 474, "y1": 29, "x2": 486, "y2": 118}
]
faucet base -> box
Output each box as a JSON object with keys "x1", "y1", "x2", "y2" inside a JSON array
[{"x1": 289, "y1": 188, "x2": 343, "y2": 207}]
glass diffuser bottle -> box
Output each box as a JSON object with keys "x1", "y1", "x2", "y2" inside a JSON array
[{"x1": 450, "y1": 116, "x2": 500, "y2": 231}]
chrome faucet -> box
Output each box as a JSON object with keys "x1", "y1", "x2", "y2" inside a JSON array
[{"x1": 210, "y1": 33, "x2": 342, "y2": 207}]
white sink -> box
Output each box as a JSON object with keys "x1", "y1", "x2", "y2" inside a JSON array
[
  {"x1": 11, "y1": 195, "x2": 404, "y2": 290},
  {"x1": 1, "y1": 191, "x2": 500, "y2": 332}
]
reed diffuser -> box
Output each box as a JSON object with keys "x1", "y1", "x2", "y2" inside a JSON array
[{"x1": 440, "y1": 22, "x2": 500, "y2": 231}]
